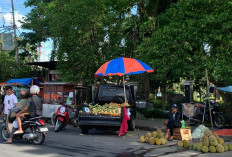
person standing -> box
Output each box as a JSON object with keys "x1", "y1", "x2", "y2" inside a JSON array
[{"x1": 1, "y1": 86, "x2": 18, "y2": 119}]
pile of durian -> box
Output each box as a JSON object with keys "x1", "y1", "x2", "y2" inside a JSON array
[
  {"x1": 178, "y1": 130, "x2": 232, "y2": 153},
  {"x1": 139, "y1": 129, "x2": 168, "y2": 145},
  {"x1": 177, "y1": 140, "x2": 190, "y2": 148},
  {"x1": 88, "y1": 103, "x2": 121, "y2": 116}
]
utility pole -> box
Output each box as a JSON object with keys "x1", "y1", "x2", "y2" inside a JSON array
[{"x1": 11, "y1": 0, "x2": 19, "y2": 64}]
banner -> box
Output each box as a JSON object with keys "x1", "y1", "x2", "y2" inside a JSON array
[{"x1": 1, "y1": 33, "x2": 14, "y2": 51}]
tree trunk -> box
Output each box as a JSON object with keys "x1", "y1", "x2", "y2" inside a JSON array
[
  {"x1": 162, "y1": 81, "x2": 167, "y2": 110},
  {"x1": 138, "y1": 74, "x2": 150, "y2": 101}
]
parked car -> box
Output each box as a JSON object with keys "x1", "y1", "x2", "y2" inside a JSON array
[{"x1": 78, "y1": 85, "x2": 136, "y2": 134}]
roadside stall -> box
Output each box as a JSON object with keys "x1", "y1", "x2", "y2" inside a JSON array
[
  {"x1": 42, "y1": 82, "x2": 86, "y2": 120},
  {"x1": 1, "y1": 77, "x2": 42, "y2": 98},
  {"x1": 42, "y1": 82, "x2": 75, "y2": 119}
]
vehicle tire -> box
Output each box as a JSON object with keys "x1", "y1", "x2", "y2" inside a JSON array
[
  {"x1": 80, "y1": 126, "x2": 89, "y2": 134},
  {"x1": 1, "y1": 126, "x2": 9, "y2": 141},
  {"x1": 54, "y1": 119, "x2": 63, "y2": 132},
  {"x1": 128, "y1": 117, "x2": 135, "y2": 131},
  {"x1": 32, "y1": 132, "x2": 45, "y2": 145},
  {"x1": 214, "y1": 113, "x2": 225, "y2": 129},
  {"x1": 51, "y1": 114, "x2": 56, "y2": 125}
]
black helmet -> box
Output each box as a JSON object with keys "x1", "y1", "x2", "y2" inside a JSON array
[{"x1": 6, "y1": 86, "x2": 13, "y2": 91}]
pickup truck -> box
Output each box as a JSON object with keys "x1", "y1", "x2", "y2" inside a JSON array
[{"x1": 78, "y1": 85, "x2": 136, "y2": 134}]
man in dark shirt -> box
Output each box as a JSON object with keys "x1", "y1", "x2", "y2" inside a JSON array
[{"x1": 165, "y1": 104, "x2": 181, "y2": 140}]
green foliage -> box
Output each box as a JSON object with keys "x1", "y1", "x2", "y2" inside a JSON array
[
  {"x1": 21, "y1": 0, "x2": 178, "y2": 85},
  {"x1": 137, "y1": 0, "x2": 232, "y2": 90},
  {"x1": 0, "y1": 51, "x2": 45, "y2": 82},
  {"x1": 136, "y1": 108, "x2": 168, "y2": 119}
]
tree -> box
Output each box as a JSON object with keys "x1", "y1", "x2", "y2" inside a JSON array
[
  {"x1": 137, "y1": 0, "x2": 232, "y2": 107},
  {"x1": 21, "y1": 0, "x2": 176, "y2": 88}
]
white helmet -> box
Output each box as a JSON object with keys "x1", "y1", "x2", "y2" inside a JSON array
[{"x1": 30, "y1": 85, "x2": 40, "y2": 95}]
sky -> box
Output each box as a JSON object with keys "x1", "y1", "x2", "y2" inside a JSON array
[{"x1": 0, "y1": 0, "x2": 51, "y2": 61}]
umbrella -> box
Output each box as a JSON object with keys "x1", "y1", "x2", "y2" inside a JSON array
[{"x1": 95, "y1": 57, "x2": 154, "y2": 103}]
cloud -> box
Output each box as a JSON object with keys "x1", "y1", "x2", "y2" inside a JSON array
[{"x1": 2, "y1": 11, "x2": 25, "y2": 28}]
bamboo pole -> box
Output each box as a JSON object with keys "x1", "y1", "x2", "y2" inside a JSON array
[{"x1": 206, "y1": 69, "x2": 214, "y2": 129}]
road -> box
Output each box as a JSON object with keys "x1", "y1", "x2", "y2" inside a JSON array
[{"x1": 0, "y1": 121, "x2": 232, "y2": 157}]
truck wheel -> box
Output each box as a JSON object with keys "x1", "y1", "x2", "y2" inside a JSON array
[
  {"x1": 80, "y1": 126, "x2": 89, "y2": 134},
  {"x1": 128, "y1": 117, "x2": 135, "y2": 131}
]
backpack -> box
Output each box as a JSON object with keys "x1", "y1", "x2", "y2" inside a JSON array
[{"x1": 29, "y1": 96, "x2": 42, "y2": 117}]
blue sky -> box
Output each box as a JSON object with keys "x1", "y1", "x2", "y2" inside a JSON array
[{"x1": 0, "y1": 0, "x2": 51, "y2": 61}]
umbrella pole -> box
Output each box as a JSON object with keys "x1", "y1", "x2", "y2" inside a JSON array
[{"x1": 123, "y1": 75, "x2": 127, "y2": 103}]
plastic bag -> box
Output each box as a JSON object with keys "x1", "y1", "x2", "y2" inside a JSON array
[
  {"x1": 13, "y1": 120, "x2": 18, "y2": 128},
  {"x1": 192, "y1": 124, "x2": 209, "y2": 139}
]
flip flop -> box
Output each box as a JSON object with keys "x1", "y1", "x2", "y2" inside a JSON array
[
  {"x1": 14, "y1": 130, "x2": 24, "y2": 134},
  {"x1": 4, "y1": 141, "x2": 13, "y2": 144}
]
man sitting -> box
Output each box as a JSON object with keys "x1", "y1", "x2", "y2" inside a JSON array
[
  {"x1": 14, "y1": 85, "x2": 42, "y2": 134},
  {"x1": 164, "y1": 104, "x2": 181, "y2": 140}
]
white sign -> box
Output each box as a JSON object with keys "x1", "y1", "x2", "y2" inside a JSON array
[{"x1": 1, "y1": 33, "x2": 14, "y2": 51}]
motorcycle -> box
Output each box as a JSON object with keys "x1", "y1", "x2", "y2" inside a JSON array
[
  {"x1": 53, "y1": 104, "x2": 78, "y2": 132},
  {"x1": 184, "y1": 99, "x2": 225, "y2": 128},
  {"x1": 1, "y1": 111, "x2": 48, "y2": 145}
]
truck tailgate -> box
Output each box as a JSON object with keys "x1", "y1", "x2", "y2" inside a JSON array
[{"x1": 78, "y1": 114, "x2": 121, "y2": 126}]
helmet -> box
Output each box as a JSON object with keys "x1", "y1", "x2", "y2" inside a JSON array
[{"x1": 30, "y1": 85, "x2": 40, "y2": 95}]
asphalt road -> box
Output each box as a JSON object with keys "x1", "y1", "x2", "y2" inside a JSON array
[{"x1": 0, "y1": 121, "x2": 232, "y2": 157}]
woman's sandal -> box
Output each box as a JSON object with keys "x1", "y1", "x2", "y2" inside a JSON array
[{"x1": 4, "y1": 141, "x2": 13, "y2": 144}]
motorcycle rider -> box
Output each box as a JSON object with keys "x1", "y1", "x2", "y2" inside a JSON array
[
  {"x1": 14, "y1": 85, "x2": 42, "y2": 134},
  {"x1": 5, "y1": 89, "x2": 29, "y2": 143},
  {"x1": 164, "y1": 104, "x2": 181, "y2": 140}
]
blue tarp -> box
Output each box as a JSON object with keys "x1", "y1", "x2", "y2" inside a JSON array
[
  {"x1": 216, "y1": 86, "x2": 232, "y2": 93},
  {"x1": 6, "y1": 78, "x2": 40, "y2": 86}
]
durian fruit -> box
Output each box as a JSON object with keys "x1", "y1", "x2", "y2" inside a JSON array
[
  {"x1": 209, "y1": 135, "x2": 218, "y2": 146},
  {"x1": 202, "y1": 146, "x2": 209, "y2": 153},
  {"x1": 209, "y1": 146, "x2": 216, "y2": 153},
  {"x1": 197, "y1": 142, "x2": 203, "y2": 152},
  {"x1": 202, "y1": 136, "x2": 210, "y2": 147},
  {"x1": 155, "y1": 138, "x2": 161, "y2": 145},
  {"x1": 146, "y1": 132, "x2": 152, "y2": 138},
  {"x1": 140, "y1": 136, "x2": 146, "y2": 143},
  {"x1": 152, "y1": 131, "x2": 158, "y2": 138},
  {"x1": 157, "y1": 129, "x2": 164, "y2": 138},
  {"x1": 149, "y1": 137, "x2": 155, "y2": 145},
  {"x1": 213, "y1": 133, "x2": 220, "y2": 140},
  {"x1": 227, "y1": 144, "x2": 232, "y2": 151},
  {"x1": 222, "y1": 144, "x2": 228, "y2": 152},
  {"x1": 145, "y1": 137, "x2": 150, "y2": 143},
  {"x1": 183, "y1": 141, "x2": 190, "y2": 148},
  {"x1": 178, "y1": 141, "x2": 184, "y2": 147},
  {"x1": 217, "y1": 137, "x2": 224, "y2": 145},
  {"x1": 204, "y1": 130, "x2": 211, "y2": 137},
  {"x1": 193, "y1": 143, "x2": 199, "y2": 150},
  {"x1": 164, "y1": 138, "x2": 168, "y2": 144},
  {"x1": 216, "y1": 144, "x2": 225, "y2": 153},
  {"x1": 160, "y1": 138, "x2": 166, "y2": 145}
]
